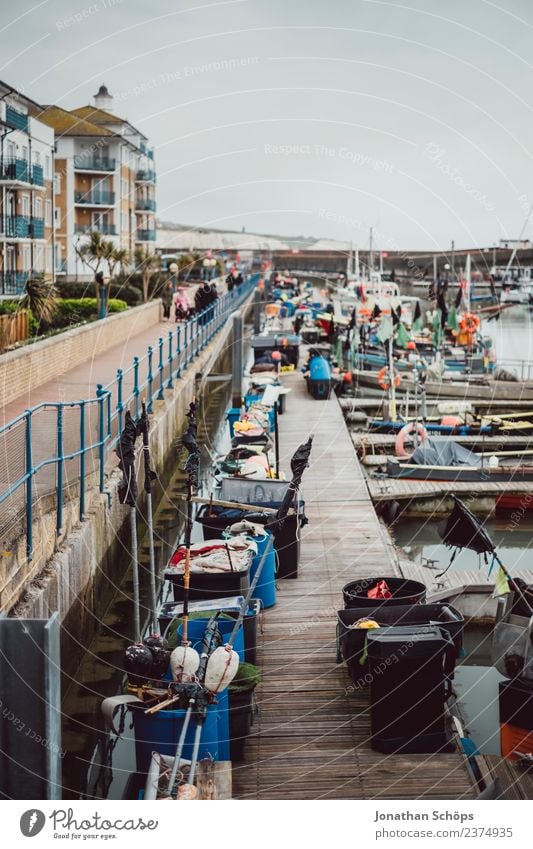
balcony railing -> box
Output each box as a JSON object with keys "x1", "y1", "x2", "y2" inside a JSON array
[
  {"x1": 30, "y1": 218, "x2": 45, "y2": 238},
  {"x1": 0, "y1": 158, "x2": 30, "y2": 183},
  {"x1": 32, "y1": 165, "x2": 44, "y2": 186},
  {"x1": 75, "y1": 223, "x2": 117, "y2": 236},
  {"x1": 135, "y1": 198, "x2": 156, "y2": 211},
  {"x1": 5, "y1": 105, "x2": 28, "y2": 132},
  {"x1": 136, "y1": 169, "x2": 156, "y2": 183},
  {"x1": 136, "y1": 229, "x2": 156, "y2": 241},
  {"x1": 73, "y1": 155, "x2": 116, "y2": 171},
  {"x1": 0, "y1": 270, "x2": 30, "y2": 295},
  {"x1": 2, "y1": 216, "x2": 30, "y2": 237},
  {"x1": 74, "y1": 191, "x2": 116, "y2": 206}
]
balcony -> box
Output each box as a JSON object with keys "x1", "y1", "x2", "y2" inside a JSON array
[
  {"x1": 5, "y1": 105, "x2": 28, "y2": 132},
  {"x1": 75, "y1": 223, "x2": 117, "y2": 236},
  {"x1": 73, "y1": 155, "x2": 116, "y2": 172},
  {"x1": 136, "y1": 169, "x2": 156, "y2": 183},
  {"x1": 135, "y1": 198, "x2": 156, "y2": 211},
  {"x1": 74, "y1": 190, "x2": 116, "y2": 206},
  {"x1": 30, "y1": 218, "x2": 45, "y2": 238},
  {"x1": 147, "y1": 149, "x2": 154, "y2": 160},
  {"x1": 1, "y1": 270, "x2": 30, "y2": 295},
  {"x1": 2, "y1": 216, "x2": 30, "y2": 237},
  {"x1": 136, "y1": 229, "x2": 156, "y2": 242},
  {"x1": 0, "y1": 158, "x2": 30, "y2": 183},
  {"x1": 32, "y1": 165, "x2": 44, "y2": 186}
]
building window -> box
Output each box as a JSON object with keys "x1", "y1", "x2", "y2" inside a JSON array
[
  {"x1": 21, "y1": 194, "x2": 30, "y2": 217},
  {"x1": 46, "y1": 245, "x2": 53, "y2": 272},
  {"x1": 54, "y1": 206, "x2": 61, "y2": 224},
  {"x1": 22, "y1": 245, "x2": 31, "y2": 270},
  {"x1": 33, "y1": 196, "x2": 43, "y2": 218},
  {"x1": 35, "y1": 245, "x2": 44, "y2": 271},
  {"x1": 45, "y1": 200, "x2": 52, "y2": 226},
  {"x1": 22, "y1": 145, "x2": 28, "y2": 163},
  {"x1": 7, "y1": 140, "x2": 16, "y2": 161},
  {"x1": 54, "y1": 243, "x2": 62, "y2": 270},
  {"x1": 34, "y1": 150, "x2": 41, "y2": 166},
  {"x1": 54, "y1": 173, "x2": 61, "y2": 194}
]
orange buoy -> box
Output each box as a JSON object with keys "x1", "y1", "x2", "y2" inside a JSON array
[{"x1": 378, "y1": 366, "x2": 401, "y2": 391}]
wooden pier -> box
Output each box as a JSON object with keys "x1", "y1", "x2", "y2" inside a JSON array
[{"x1": 232, "y1": 370, "x2": 476, "y2": 800}]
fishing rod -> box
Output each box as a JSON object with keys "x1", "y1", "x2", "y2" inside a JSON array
[
  {"x1": 116, "y1": 410, "x2": 142, "y2": 642},
  {"x1": 166, "y1": 613, "x2": 220, "y2": 795},
  {"x1": 140, "y1": 401, "x2": 158, "y2": 633}
]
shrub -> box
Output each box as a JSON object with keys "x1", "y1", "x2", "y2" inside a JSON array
[
  {"x1": 55, "y1": 280, "x2": 142, "y2": 306},
  {"x1": 41, "y1": 298, "x2": 128, "y2": 331}
]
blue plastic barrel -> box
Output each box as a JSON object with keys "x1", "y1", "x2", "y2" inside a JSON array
[
  {"x1": 226, "y1": 407, "x2": 242, "y2": 438},
  {"x1": 249, "y1": 530, "x2": 276, "y2": 608},
  {"x1": 177, "y1": 617, "x2": 245, "y2": 662},
  {"x1": 132, "y1": 702, "x2": 219, "y2": 773},
  {"x1": 309, "y1": 355, "x2": 331, "y2": 381}
]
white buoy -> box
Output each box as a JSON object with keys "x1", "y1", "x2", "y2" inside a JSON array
[
  {"x1": 204, "y1": 645, "x2": 239, "y2": 693},
  {"x1": 170, "y1": 645, "x2": 200, "y2": 681}
]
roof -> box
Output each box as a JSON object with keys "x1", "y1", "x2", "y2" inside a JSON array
[
  {"x1": 70, "y1": 105, "x2": 125, "y2": 127},
  {"x1": 38, "y1": 105, "x2": 114, "y2": 137}
]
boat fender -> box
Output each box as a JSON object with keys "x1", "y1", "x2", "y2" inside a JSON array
[
  {"x1": 170, "y1": 644, "x2": 201, "y2": 682},
  {"x1": 101, "y1": 694, "x2": 142, "y2": 736},
  {"x1": 395, "y1": 422, "x2": 428, "y2": 458},
  {"x1": 377, "y1": 366, "x2": 401, "y2": 391},
  {"x1": 205, "y1": 644, "x2": 240, "y2": 693}
]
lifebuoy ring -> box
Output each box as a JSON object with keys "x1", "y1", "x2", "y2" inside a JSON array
[
  {"x1": 459, "y1": 313, "x2": 480, "y2": 333},
  {"x1": 378, "y1": 366, "x2": 401, "y2": 391},
  {"x1": 395, "y1": 422, "x2": 428, "y2": 458}
]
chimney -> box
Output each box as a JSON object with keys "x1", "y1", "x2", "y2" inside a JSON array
[{"x1": 93, "y1": 84, "x2": 113, "y2": 112}]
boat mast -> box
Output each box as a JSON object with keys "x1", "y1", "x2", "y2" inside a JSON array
[
  {"x1": 355, "y1": 247, "x2": 359, "y2": 281},
  {"x1": 369, "y1": 226, "x2": 373, "y2": 283},
  {"x1": 465, "y1": 253, "x2": 471, "y2": 313}
]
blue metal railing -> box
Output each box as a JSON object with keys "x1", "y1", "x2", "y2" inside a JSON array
[{"x1": 0, "y1": 275, "x2": 258, "y2": 562}]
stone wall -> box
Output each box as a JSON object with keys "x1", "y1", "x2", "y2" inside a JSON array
[{"x1": 0, "y1": 301, "x2": 161, "y2": 407}]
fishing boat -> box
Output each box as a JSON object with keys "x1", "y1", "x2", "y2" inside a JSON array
[{"x1": 382, "y1": 436, "x2": 533, "y2": 482}]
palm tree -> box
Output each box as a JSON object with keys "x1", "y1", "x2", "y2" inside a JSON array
[
  {"x1": 134, "y1": 247, "x2": 160, "y2": 302},
  {"x1": 75, "y1": 232, "x2": 130, "y2": 314},
  {"x1": 21, "y1": 275, "x2": 58, "y2": 325}
]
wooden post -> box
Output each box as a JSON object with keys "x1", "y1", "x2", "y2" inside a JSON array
[{"x1": 231, "y1": 312, "x2": 243, "y2": 408}]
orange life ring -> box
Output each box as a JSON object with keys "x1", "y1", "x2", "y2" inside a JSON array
[
  {"x1": 459, "y1": 313, "x2": 480, "y2": 333},
  {"x1": 395, "y1": 422, "x2": 428, "y2": 458},
  {"x1": 378, "y1": 366, "x2": 401, "y2": 391}
]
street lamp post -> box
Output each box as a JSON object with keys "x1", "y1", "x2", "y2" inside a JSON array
[{"x1": 169, "y1": 261, "x2": 178, "y2": 294}]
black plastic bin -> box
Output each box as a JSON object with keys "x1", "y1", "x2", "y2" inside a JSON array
[
  {"x1": 308, "y1": 378, "x2": 332, "y2": 400},
  {"x1": 343, "y1": 576, "x2": 426, "y2": 609},
  {"x1": 229, "y1": 688, "x2": 255, "y2": 761},
  {"x1": 164, "y1": 566, "x2": 250, "y2": 603},
  {"x1": 368, "y1": 625, "x2": 455, "y2": 754},
  {"x1": 204, "y1": 478, "x2": 306, "y2": 579},
  {"x1": 336, "y1": 603, "x2": 464, "y2": 686}
]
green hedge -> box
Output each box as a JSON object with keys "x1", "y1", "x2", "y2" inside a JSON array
[
  {"x1": 40, "y1": 298, "x2": 128, "y2": 331},
  {"x1": 56, "y1": 280, "x2": 143, "y2": 306}
]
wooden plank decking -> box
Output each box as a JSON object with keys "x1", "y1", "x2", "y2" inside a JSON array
[{"x1": 232, "y1": 369, "x2": 476, "y2": 800}]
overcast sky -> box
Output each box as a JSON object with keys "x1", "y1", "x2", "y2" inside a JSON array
[{"x1": 4, "y1": 0, "x2": 533, "y2": 249}]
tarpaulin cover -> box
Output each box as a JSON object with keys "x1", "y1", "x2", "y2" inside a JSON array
[{"x1": 410, "y1": 437, "x2": 480, "y2": 467}]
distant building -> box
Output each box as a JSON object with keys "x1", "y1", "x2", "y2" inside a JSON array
[
  {"x1": 0, "y1": 80, "x2": 55, "y2": 295},
  {"x1": 40, "y1": 84, "x2": 156, "y2": 281}
]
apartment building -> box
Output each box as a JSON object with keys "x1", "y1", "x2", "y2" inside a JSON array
[
  {"x1": 40, "y1": 85, "x2": 156, "y2": 281},
  {"x1": 0, "y1": 80, "x2": 55, "y2": 295}
]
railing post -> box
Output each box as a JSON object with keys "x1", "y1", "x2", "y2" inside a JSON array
[
  {"x1": 56, "y1": 405, "x2": 64, "y2": 535},
  {"x1": 167, "y1": 330, "x2": 174, "y2": 389},
  {"x1": 176, "y1": 324, "x2": 182, "y2": 378},
  {"x1": 97, "y1": 384, "x2": 106, "y2": 493},
  {"x1": 157, "y1": 337, "x2": 165, "y2": 400},
  {"x1": 184, "y1": 320, "x2": 189, "y2": 367},
  {"x1": 147, "y1": 346, "x2": 154, "y2": 412},
  {"x1": 133, "y1": 356, "x2": 140, "y2": 418},
  {"x1": 25, "y1": 410, "x2": 33, "y2": 560},
  {"x1": 116, "y1": 368, "x2": 124, "y2": 435},
  {"x1": 79, "y1": 401, "x2": 86, "y2": 521}
]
